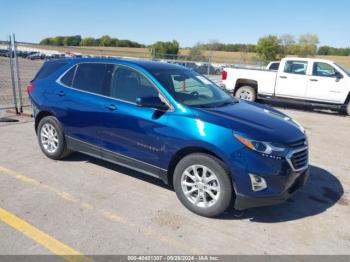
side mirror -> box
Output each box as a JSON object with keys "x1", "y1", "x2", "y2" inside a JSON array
[
  {"x1": 335, "y1": 71, "x2": 343, "y2": 79},
  {"x1": 136, "y1": 96, "x2": 169, "y2": 110}
]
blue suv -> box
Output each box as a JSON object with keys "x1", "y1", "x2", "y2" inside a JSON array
[{"x1": 28, "y1": 58, "x2": 309, "y2": 217}]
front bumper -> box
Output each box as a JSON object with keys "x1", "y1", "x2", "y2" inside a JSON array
[{"x1": 234, "y1": 168, "x2": 309, "y2": 210}]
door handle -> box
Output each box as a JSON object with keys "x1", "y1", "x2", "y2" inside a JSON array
[
  {"x1": 279, "y1": 76, "x2": 287, "y2": 79},
  {"x1": 309, "y1": 79, "x2": 318, "y2": 82},
  {"x1": 104, "y1": 104, "x2": 117, "y2": 111},
  {"x1": 55, "y1": 91, "x2": 65, "y2": 97}
]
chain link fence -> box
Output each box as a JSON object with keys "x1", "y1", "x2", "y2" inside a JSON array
[
  {"x1": 0, "y1": 39, "x2": 18, "y2": 112},
  {"x1": 0, "y1": 36, "x2": 43, "y2": 115}
]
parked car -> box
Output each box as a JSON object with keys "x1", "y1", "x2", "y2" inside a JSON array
[
  {"x1": 28, "y1": 52, "x2": 46, "y2": 60},
  {"x1": 28, "y1": 58, "x2": 309, "y2": 217},
  {"x1": 195, "y1": 63, "x2": 218, "y2": 75},
  {"x1": 0, "y1": 49, "x2": 8, "y2": 57},
  {"x1": 18, "y1": 51, "x2": 39, "y2": 58},
  {"x1": 222, "y1": 57, "x2": 350, "y2": 115}
]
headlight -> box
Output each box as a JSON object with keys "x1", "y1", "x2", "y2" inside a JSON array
[{"x1": 234, "y1": 134, "x2": 286, "y2": 155}]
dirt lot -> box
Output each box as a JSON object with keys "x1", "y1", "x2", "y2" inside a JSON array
[{"x1": 0, "y1": 108, "x2": 349, "y2": 257}]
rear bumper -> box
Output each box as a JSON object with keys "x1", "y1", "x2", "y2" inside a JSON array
[{"x1": 234, "y1": 169, "x2": 309, "y2": 210}]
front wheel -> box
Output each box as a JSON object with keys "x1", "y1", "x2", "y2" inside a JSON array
[
  {"x1": 173, "y1": 153, "x2": 233, "y2": 217},
  {"x1": 235, "y1": 85, "x2": 256, "y2": 102}
]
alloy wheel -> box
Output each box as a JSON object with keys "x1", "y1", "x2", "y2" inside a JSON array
[
  {"x1": 40, "y1": 123, "x2": 59, "y2": 153},
  {"x1": 181, "y1": 165, "x2": 221, "y2": 208}
]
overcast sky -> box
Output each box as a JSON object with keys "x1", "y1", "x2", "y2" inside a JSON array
[{"x1": 1, "y1": 0, "x2": 349, "y2": 47}]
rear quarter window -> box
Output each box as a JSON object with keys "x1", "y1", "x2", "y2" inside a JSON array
[
  {"x1": 60, "y1": 65, "x2": 76, "y2": 87},
  {"x1": 34, "y1": 62, "x2": 67, "y2": 81}
]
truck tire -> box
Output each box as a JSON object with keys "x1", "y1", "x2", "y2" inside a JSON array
[
  {"x1": 173, "y1": 153, "x2": 233, "y2": 218},
  {"x1": 346, "y1": 101, "x2": 350, "y2": 116},
  {"x1": 37, "y1": 116, "x2": 72, "y2": 160},
  {"x1": 235, "y1": 86, "x2": 256, "y2": 102}
]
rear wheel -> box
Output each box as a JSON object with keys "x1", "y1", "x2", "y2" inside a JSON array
[
  {"x1": 37, "y1": 116, "x2": 71, "y2": 160},
  {"x1": 235, "y1": 85, "x2": 256, "y2": 102},
  {"x1": 173, "y1": 153, "x2": 233, "y2": 217}
]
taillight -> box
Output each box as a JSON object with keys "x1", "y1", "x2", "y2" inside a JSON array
[
  {"x1": 26, "y1": 82, "x2": 35, "y2": 94},
  {"x1": 221, "y1": 70, "x2": 227, "y2": 81}
]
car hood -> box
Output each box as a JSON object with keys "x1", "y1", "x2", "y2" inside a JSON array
[{"x1": 191, "y1": 100, "x2": 305, "y2": 144}]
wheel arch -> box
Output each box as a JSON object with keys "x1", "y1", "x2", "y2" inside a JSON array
[
  {"x1": 166, "y1": 146, "x2": 230, "y2": 188},
  {"x1": 35, "y1": 111, "x2": 55, "y2": 133},
  {"x1": 345, "y1": 92, "x2": 350, "y2": 104},
  {"x1": 234, "y1": 79, "x2": 258, "y2": 95}
]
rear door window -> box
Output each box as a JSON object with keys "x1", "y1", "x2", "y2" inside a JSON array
[
  {"x1": 72, "y1": 63, "x2": 114, "y2": 95},
  {"x1": 284, "y1": 61, "x2": 308, "y2": 75}
]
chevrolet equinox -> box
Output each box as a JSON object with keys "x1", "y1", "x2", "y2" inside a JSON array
[{"x1": 28, "y1": 58, "x2": 309, "y2": 217}]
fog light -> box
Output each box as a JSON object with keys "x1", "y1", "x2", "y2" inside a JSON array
[{"x1": 249, "y1": 174, "x2": 267, "y2": 192}]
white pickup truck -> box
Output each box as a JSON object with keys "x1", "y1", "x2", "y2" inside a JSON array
[{"x1": 221, "y1": 57, "x2": 350, "y2": 115}]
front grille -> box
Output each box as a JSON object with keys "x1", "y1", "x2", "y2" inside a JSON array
[
  {"x1": 289, "y1": 148, "x2": 308, "y2": 171},
  {"x1": 288, "y1": 138, "x2": 307, "y2": 148}
]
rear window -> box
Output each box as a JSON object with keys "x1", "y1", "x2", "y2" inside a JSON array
[
  {"x1": 34, "y1": 62, "x2": 67, "y2": 80},
  {"x1": 269, "y1": 62, "x2": 279, "y2": 71}
]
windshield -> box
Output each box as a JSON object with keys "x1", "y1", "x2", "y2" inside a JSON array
[
  {"x1": 335, "y1": 63, "x2": 350, "y2": 76},
  {"x1": 149, "y1": 68, "x2": 236, "y2": 108}
]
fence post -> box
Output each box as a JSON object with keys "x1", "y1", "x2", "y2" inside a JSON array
[
  {"x1": 12, "y1": 34, "x2": 23, "y2": 113},
  {"x1": 8, "y1": 35, "x2": 19, "y2": 114},
  {"x1": 207, "y1": 52, "x2": 212, "y2": 75}
]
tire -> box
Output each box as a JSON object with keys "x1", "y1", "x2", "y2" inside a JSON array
[
  {"x1": 346, "y1": 101, "x2": 350, "y2": 116},
  {"x1": 37, "y1": 116, "x2": 71, "y2": 160},
  {"x1": 173, "y1": 153, "x2": 233, "y2": 217},
  {"x1": 235, "y1": 85, "x2": 256, "y2": 102}
]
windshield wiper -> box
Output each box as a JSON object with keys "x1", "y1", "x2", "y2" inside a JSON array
[{"x1": 190, "y1": 100, "x2": 236, "y2": 108}]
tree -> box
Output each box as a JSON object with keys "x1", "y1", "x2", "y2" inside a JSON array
[
  {"x1": 150, "y1": 40, "x2": 179, "y2": 58},
  {"x1": 297, "y1": 34, "x2": 319, "y2": 57},
  {"x1": 63, "y1": 35, "x2": 81, "y2": 46},
  {"x1": 80, "y1": 37, "x2": 95, "y2": 46},
  {"x1": 256, "y1": 35, "x2": 280, "y2": 63},
  {"x1": 40, "y1": 35, "x2": 145, "y2": 48},
  {"x1": 52, "y1": 36, "x2": 64, "y2": 46},
  {"x1": 317, "y1": 46, "x2": 350, "y2": 56},
  {"x1": 206, "y1": 40, "x2": 225, "y2": 51},
  {"x1": 40, "y1": 38, "x2": 52, "y2": 45},
  {"x1": 279, "y1": 34, "x2": 296, "y2": 56},
  {"x1": 317, "y1": 46, "x2": 331, "y2": 55},
  {"x1": 188, "y1": 43, "x2": 206, "y2": 61},
  {"x1": 99, "y1": 35, "x2": 112, "y2": 47}
]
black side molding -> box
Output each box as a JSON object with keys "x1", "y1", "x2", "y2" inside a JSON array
[
  {"x1": 65, "y1": 136, "x2": 169, "y2": 184},
  {"x1": 258, "y1": 95, "x2": 345, "y2": 111}
]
